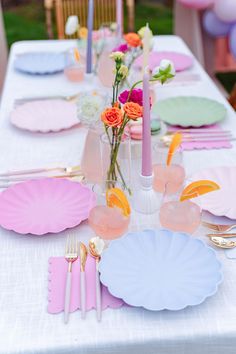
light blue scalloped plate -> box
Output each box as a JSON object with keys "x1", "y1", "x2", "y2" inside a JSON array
[
  {"x1": 99, "y1": 229, "x2": 223, "y2": 311},
  {"x1": 14, "y1": 52, "x2": 66, "y2": 75}
]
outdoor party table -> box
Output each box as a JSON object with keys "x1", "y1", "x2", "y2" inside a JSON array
[{"x1": 0, "y1": 36, "x2": 236, "y2": 354}]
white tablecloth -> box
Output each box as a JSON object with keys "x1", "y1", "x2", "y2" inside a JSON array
[{"x1": 0, "y1": 36, "x2": 236, "y2": 354}]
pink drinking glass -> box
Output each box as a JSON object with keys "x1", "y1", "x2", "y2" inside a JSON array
[
  {"x1": 159, "y1": 187, "x2": 202, "y2": 234},
  {"x1": 88, "y1": 181, "x2": 131, "y2": 241},
  {"x1": 64, "y1": 49, "x2": 85, "y2": 82},
  {"x1": 152, "y1": 142, "x2": 185, "y2": 195}
]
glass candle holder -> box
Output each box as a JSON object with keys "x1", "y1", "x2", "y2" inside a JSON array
[
  {"x1": 152, "y1": 142, "x2": 185, "y2": 195},
  {"x1": 159, "y1": 189, "x2": 201, "y2": 234},
  {"x1": 64, "y1": 48, "x2": 85, "y2": 82},
  {"x1": 100, "y1": 132, "x2": 132, "y2": 194},
  {"x1": 88, "y1": 180, "x2": 131, "y2": 240}
]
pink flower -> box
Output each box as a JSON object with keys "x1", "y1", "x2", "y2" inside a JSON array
[
  {"x1": 119, "y1": 88, "x2": 152, "y2": 107},
  {"x1": 119, "y1": 89, "x2": 143, "y2": 106},
  {"x1": 112, "y1": 43, "x2": 129, "y2": 54}
]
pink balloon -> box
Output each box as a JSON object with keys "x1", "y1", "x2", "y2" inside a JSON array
[
  {"x1": 178, "y1": 0, "x2": 214, "y2": 10},
  {"x1": 214, "y1": 0, "x2": 236, "y2": 23}
]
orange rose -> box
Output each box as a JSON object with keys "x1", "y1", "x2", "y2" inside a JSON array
[
  {"x1": 124, "y1": 33, "x2": 142, "y2": 47},
  {"x1": 123, "y1": 102, "x2": 143, "y2": 120},
  {"x1": 101, "y1": 107, "x2": 123, "y2": 127}
]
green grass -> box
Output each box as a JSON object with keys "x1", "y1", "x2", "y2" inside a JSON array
[
  {"x1": 133, "y1": 3, "x2": 173, "y2": 34},
  {"x1": 3, "y1": 2, "x2": 47, "y2": 47}
]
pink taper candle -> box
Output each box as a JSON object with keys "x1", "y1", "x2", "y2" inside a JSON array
[
  {"x1": 116, "y1": 0, "x2": 123, "y2": 41},
  {"x1": 142, "y1": 68, "x2": 152, "y2": 176}
]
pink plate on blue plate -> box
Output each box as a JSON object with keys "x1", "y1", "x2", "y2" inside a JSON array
[
  {"x1": 0, "y1": 178, "x2": 96, "y2": 235},
  {"x1": 99, "y1": 229, "x2": 222, "y2": 311}
]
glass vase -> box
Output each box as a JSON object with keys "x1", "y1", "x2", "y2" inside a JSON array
[{"x1": 100, "y1": 132, "x2": 132, "y2": 194}]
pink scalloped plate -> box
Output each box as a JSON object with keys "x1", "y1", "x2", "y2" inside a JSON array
[
  {"x1": 0, "y1": 178, "x2": 96, "y2": 235},
  {"x1": 134, "y1": 51, "x2": 193, "y2": 72},
  {"x1": 10, "y1": 99, "x2": 79, "y2": 133},
  {"x1": 190, "y1": 166, "x2": 236, "y2": 219}
]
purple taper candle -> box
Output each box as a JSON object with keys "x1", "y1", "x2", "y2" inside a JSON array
[
  {"x1": 86, "y1": 0, "x2": 94, "y2": 74},
  {"x1": 116, "y1": 0, "x2": 123, "y2": 41},
  {"x1": 142, "y1": 67, "x2": 152, "y2": 176}
]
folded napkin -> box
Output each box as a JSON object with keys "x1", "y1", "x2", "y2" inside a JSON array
[
  {"x1": 169, "y1": 124, "x2": 232, "y2": 151},
  {"x1": 48, "y1": 256, "x2": 125, "y2": 314}
]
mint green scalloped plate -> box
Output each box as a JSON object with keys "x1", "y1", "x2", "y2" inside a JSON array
[{"x1": 152, "y1": 96, "x2": 227, "y2": 127}]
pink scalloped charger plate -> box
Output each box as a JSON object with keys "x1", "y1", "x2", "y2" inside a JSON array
[
  {"x1": 191, "y1": 166, "x2": 236, "y2": 219},
  {"x1": 0, "y1": 178, "x2": 96, "y2": 235},
  {"x1": 10, "y1": 99, "x2": 79, "y2": 133},
  {"x1": 134, "y1": 51, "x2": 193, "y2": 72}
]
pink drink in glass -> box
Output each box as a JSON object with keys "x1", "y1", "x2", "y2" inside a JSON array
[
  {"x1": 159, "y1": 199, "x2": 201, "y2": 234},
  {"x1": 153, "y1": 164, "x2": 185, "y2": 194},
  {"x1": 153, "y1": 143, "x2": 185, "y2": 195},
  {"x1": 64, "y1": 65, "x2": 85, "y2": 82},
  {"x1": 88, "y1": 205, "x2": 130, "y2": 240}
]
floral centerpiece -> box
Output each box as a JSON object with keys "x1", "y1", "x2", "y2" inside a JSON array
[
  {"x1": 114, "y1": 27, "x2": 153, "y2": 71},
  {"x1": 101, "y1": 52, "x2": 175, "y2": 193}
]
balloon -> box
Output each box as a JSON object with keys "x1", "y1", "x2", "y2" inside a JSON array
[
  {"x1": 214, "y1": 0, "x2": 236, "y2": 23},
  {"x1": 229, "y1": 24, "x2": 236, "y2": 59},
  {"x1": 203, "y1": 10, "x2": 232, "y2": 37},
  {"x1": 178, "y1": 0, "x2": 214, "y2": 10}
]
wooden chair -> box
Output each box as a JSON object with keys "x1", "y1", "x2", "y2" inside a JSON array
[
  {"x1": 0, "y1": 1, "x2": 8, "y2": 94},
  {"x1": 44, "y1": 0, "x2": 135, "y2": 39}
]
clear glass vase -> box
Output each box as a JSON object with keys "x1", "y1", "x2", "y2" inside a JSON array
[
  {"x1": 100, "y1": 132, "x2": 132, "y2": 194},
  {"x1": 81, "y1": 121, "x2": 104, "y2": 184}
]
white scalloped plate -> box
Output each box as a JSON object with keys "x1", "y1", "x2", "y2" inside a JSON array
[
  {"x1": 99, "y1": 229, "x2": 222, "y2": 311},
  {"x1": 191, "y1": 166, "x2": 236, "y2": 219},
  {"x1": 10, "y1": 99, "x2": 79, "y2": 133}
]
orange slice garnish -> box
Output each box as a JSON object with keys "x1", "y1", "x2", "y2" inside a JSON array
[
  {"x1": 180, "y1": 180, "x2": 220, "y2": 202},
  {"x1": 74, "y1": 48, "x2": 80, "y2": 62},
  {"x1": 167, "y1": 132, "x2": 182, "y2": 166},
  {"x1": 106, "y1": 187, "x2": 131, "y2": 217}
]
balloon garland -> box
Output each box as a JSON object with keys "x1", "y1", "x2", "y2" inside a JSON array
[{"x1": 177, "y1": 0, "x2": 236, "y2": 59}]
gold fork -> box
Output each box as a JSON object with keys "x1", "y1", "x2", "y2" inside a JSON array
[
  {"x1": 202, "y1": 221, "x2": 236, "y2": 233},
  {"x1": 64, "y1": 233, "x2": 78, "y2": 324}
]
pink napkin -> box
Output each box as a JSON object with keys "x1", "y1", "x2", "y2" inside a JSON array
[
  {"x1": 48, "y1": 256, "x2": 125, "y2": 314},
  {"x1": 168, "y1": 124, "x2": 232, "y2": 151}
]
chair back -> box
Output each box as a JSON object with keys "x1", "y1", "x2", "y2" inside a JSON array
[{"x1": 55, "y1": 0, "x2": 123, "y2": 39}]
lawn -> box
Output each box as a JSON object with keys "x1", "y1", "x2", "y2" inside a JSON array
[{"x1": 2, "y1": 0, "x2": 235, "y2": 93}]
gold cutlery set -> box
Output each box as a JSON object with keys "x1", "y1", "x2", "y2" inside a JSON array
[
  {"x1": 203, "y1": 221, "x2": 236, "y2": 249},
  {"x1": 0, "y1": 165, "x2": 84, "y2": 188},
  {"x1": 64, "y1": 234, "x2": 105, "y2": 324}
]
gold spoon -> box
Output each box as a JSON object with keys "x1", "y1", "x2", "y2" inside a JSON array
[
  {"x1": 209, "y1": 236, "x2": 236, "y2": 249},
  {"x1": 79, "y1": 242, "x2": 88, "y2": 319},
  {"x1": 89, "y1": 237, "x2": 105, "y2": 322}
]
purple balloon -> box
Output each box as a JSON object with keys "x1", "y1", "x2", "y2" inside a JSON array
[
  {"x1": 203, "y1": 10, "x2": 232, "y2": 37},
  {"x1": 229, "y1": 24, "x2": 236, "y2": 59}
]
